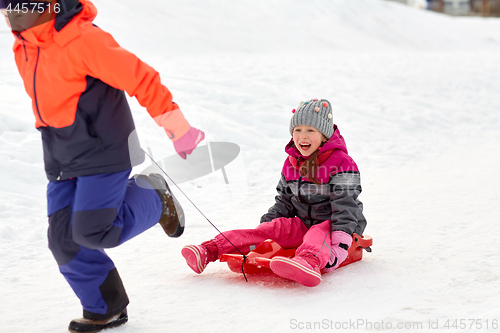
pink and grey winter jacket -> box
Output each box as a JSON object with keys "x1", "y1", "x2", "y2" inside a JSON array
[{"x1": 260, "y1": 125, "x2": 367, "y2": 236}]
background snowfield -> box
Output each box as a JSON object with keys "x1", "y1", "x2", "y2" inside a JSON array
[{"x1": 1, "y1": 0, "x2": 500, "y2": 332}]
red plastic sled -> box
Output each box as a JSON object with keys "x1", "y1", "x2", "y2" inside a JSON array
[{"x1": 220, "y1": 233, "x2": 373, "y2": 274}]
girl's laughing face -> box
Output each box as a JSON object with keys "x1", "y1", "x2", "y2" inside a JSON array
[{"x1": 292, "y1": 125, "x2": 327, "y2": 156}]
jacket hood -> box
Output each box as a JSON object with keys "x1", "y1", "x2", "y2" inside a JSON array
[
  {"x1": 285, "y1": 125, "x2": 348, "y2": 159},
  {"x1": 13, "y1": 0, "x2": 96, "y2": 49}
]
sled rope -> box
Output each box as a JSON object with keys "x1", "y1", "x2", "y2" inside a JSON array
[{"x1": 142, "y1": 149, "x2": 249, "y2": 282}]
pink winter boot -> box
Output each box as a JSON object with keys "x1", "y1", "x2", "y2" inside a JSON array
[
  {"x1": 181, "y1": 241, "x2": 218, "y2": 274},
  {"x1": 270, "y1": 255, "x2": 322, "y2": 287}
]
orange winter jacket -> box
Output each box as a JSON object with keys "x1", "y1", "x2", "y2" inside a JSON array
[{"x1": 13, "y1": 0, "x2": 190, "y2": 181}]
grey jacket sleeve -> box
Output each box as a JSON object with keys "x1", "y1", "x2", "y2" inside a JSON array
[
  {"x1": 328, "y1": 172, "x2": 364, "y2": 235},
  {"x1": 260, "y1": 175, "x2": 296, "y2": 223}
]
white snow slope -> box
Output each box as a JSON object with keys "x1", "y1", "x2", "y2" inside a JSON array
[{"x1": 1, "y1": 0, "x2": 500, "y2": 332}]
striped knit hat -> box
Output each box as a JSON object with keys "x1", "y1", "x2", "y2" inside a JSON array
[{"x1": 289, "y1": 98, "x2": 334, "y2": 139}]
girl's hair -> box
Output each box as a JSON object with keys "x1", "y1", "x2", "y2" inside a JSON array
[{"x1": 299, "y1": 148, "x2": 322, "y2": 185}]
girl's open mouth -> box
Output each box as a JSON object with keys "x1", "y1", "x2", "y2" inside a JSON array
[{"x1": 299, "y1": 143, "x2": 311, "y2": 150}]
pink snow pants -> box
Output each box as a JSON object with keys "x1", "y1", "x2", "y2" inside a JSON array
[{"x1": 213, "y1": 217, "x2": 333, "y2": 268}]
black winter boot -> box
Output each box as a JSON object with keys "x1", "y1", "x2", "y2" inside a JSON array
[
  {"x1": 68, "y1": 308, "x2": 128, "y2": 333},
  {"x1": 136, "y1": 173, "x2": 185, "y2": 237}
]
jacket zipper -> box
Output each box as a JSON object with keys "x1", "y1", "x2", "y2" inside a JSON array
[
  {"x1": 32, "y1": 46, "x2": 63, "y2": 180},
  {"x1": 16, "y1": 35, "x2": 48, "y2": 128},
  {"x1": 297, "y1": 176, "x2": 312, "y2": 221},
  {"x1": 48, "y1": 129, "x2": 63, "y2": 181},
  {"x1": 22, "y1": 41, "x2": 28, "y2": 61},
  {"x1": 15, "y1": 35, "x2": 45, "y2": 126},
  {"x1": 15, "y1": 33, "x2": 29, "y2": 61},
  {"x1": 297, "y1": 176, "x2": 304, "y2": 203},
  {"x1": 33, "y1": 47, "x2": 48, "y2": 127}
]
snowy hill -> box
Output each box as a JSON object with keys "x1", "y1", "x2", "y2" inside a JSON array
[
  {"x1": 86, "y1": 0, "x2": 500, "y2": 55},
  {"x1": 1, "y1": 0, "x2": 499, "y2": 332}
]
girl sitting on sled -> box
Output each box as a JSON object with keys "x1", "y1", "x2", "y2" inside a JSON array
[{"x1": 182, "y1": 99, "x2": 367, "y2": 287}]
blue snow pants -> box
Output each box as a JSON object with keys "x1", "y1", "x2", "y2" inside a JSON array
[{"x1": 46, "y1": 169, "x2": 162, "y2": 320}]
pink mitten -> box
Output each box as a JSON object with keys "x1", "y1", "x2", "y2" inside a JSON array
[
  {"x1": 153, "y1": 108, "x2": 205, "y2": 159},
  {"x1": 173, "y1": 127, "x2": 205, "y2": 159},
  {"x1": 322, "y1": 231, "x2": 353, "y2": 273}
]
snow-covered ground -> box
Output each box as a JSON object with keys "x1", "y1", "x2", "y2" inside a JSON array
[{"x1": 1, "y1": 0, "x2": 500, "y2": 332}]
